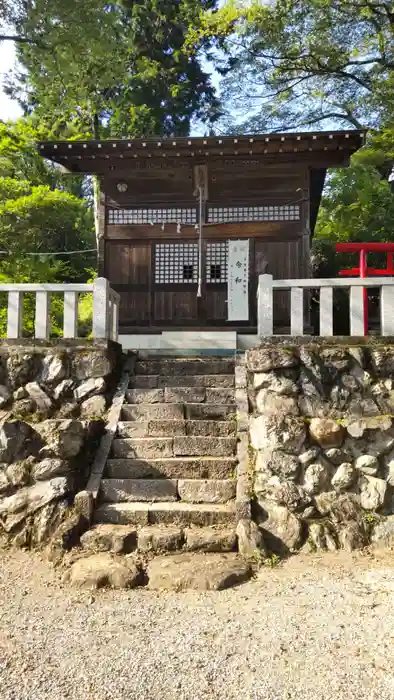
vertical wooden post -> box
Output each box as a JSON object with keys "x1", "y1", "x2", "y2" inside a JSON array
[
  {"x1": 97, "y1": 181, "x2": 106, "y2": 277},
  {"x1": 257, "y1": 274, "x2": 273, "y2": 337},
  {"x1": 93, "y1": 277, "x2": 110, "y2": 339}
]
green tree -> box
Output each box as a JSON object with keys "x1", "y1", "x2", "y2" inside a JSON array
[
  {"x1": 192, "y1": 0, "x2": 394, "y2": 134},
  {"x1": 5, "y1": 1, "x2": 221, "y2": 244},
  {"x1": 191, "y1": 0, "x2": 394, "y2": 276},
  {"x1": 5, "y1": 0, "x2": 220, "y2": 138},
  {"x1": 312, "y1": 163, "x2": 394, "y2": 276},
  {"x1": 0, "y1": 120, "x2": 95, "y2": 282}
]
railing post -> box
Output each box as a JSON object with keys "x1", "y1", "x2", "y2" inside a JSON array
[
  {"x1": 63, "y1": 291, "x2": 79, "y2": 338},
  {"x1": 381, "y1": 284, "x2": 394, "y2": 335},
  {"x1": 290, "y1": 286, "x2": 303, "y2": 335},
  {"x1": 320, "y1": 287, "x2": 333, "y2": 336},
  {"x1": 7, "y1": 291, "x2": 23, "y2": 339},
  {"x1": 35, "y1": 291, "x2": 50, "y2": 339},
  {"x1": 112, "y1": 296, "x2": 119, "y2": 341},
  {"x1": 93, "y1": 277, "x2": 110, "y2": 339},
  {"x1": 350, "y1": 285, "x2": 365, "y2": 336},
  {"x1": 257, "y1": 274, "x2": 273, "y2": 337}
]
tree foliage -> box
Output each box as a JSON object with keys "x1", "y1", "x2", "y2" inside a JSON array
[
  {"x1": 5, "y1": 0, "x2": 221, "y2": 138},
  {"x1": 0, "y1": 120, "x2": 95, "y2": 282},
  {"x1": 191, "y1": 0, "x2": 394, "y2": 281},
  {"x1": 312, "y1": 163, "x2": 394, "y2": 276},
  {"x1": 192, "y1": 0, "x2": 394, "y2": 134}
]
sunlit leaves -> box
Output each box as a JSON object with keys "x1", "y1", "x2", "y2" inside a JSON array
[
  {"x1": 0, "y1": 120, "x2": 94, "y2": 282},
  {"x1": 195, "y1": 0, "x2": 394, "y2": 134},
  {"x1": 8, "y1": 0, "x2": 221, "y2": 138}
]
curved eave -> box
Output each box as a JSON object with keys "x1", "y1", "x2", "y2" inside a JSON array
[{"x1": 37, "y1": 130, "x2": 365, "y2": 173}]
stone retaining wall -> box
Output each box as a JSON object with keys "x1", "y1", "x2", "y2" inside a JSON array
[
  {"x1": 246, "y1": 341, "x2": 394, "y2": 554},
  {"x1": 0, "y1": 340, "x2": 121, "y2": 548}
]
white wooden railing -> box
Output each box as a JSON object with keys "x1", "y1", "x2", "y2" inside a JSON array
[
  {"x1": 3, "y1": 277, "x2": 120, "y2": 341},
  {"x1": 257, "y1": 274, "x2": 394, "y2": 337}
]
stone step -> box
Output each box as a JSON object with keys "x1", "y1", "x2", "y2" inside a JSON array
[
  {"x1": 121, "y1": 403, "x2": 184, "y2": 421},
  {"x1": 178, "y1": 479, "x2": 236, "y2": 504},
  {"x1": 117, "y1": 419, "x2": 236, "y2": 439},
  {"x1": 207, "y1": 388, "x2": 236, "y2": 404},
  {"x1": 135, "y1": 358, "x2": 235, "y2": 376},
  {"x1": 137, "y1": 525, "x2": 237, "y2": 553},
  {"x1": 163, "y1": 387, "x2": 206, "y2": 404},
  {"x1": 100, "y1": 478, "x2": 178, "y2": 503},
  {"x1": 186, "y1": 420, "x2": 236, "y2": 437},
  {"x1": 174, "y1": 436, "x2": 237, "y2": 457},
  {"x1": 126, "y1": 388, "x2": 164, "y2": 404},
  {"x1": 126, "y1": 387, "x2": 234, "y2": 405},
  {"x1": 185, "y1": 403, "x2": 236, "y2": 420},
  {"x1": 184, "y1": 527, "x2": 237, "y2": 552},
  {"x1": 117, "y1": 420, "x2": 186, "y2": 438},
  {"x1": 94, "y1": 501, "x2": 237, "y2": 527},
  {"x1": 112, "y1": 437, "x2": 173, "y2": 459},
  {"x1": 106, "y1": 457, "x2": 237, "y2": 480},
  {"x1": 137, "y1": 525, "x2": 183, "y2": 553},
  {"x1": 112, "y1": 436, "x2": 237, "y2": 459},
  {"x1": 100, "y1": 478, "x2": 235, "y2": 504},
  {"x1": 81, "y1": 523, "x2": 236, "y2": 554},
  {"x1": 130, "y1": 374, "x2": 235, "y2": 390}
]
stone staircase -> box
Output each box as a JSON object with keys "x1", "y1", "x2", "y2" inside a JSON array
[{"x1": 90, "y1": 355, "x2": 239, "y2": 554}]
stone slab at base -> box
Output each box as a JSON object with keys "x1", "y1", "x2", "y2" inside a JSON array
[
  {"x1": 120, "y1": 331, "x2": 237, "y2": 353},
  {"x1": 147, "y1": 552, "x2": 251, "y2": 591}
]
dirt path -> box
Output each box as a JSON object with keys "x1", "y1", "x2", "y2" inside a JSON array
[{"x1": 1, "y1": 548, "x2": 394, "y2": 700}]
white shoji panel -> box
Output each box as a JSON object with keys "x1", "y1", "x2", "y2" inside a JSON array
[
  {"x1": 207, "y1": 205, "x2": 300, "y2": 223},
  {"x1": 155, "y1": 243, "x2": 198, "y2": 284},
  {"x1": 108, "y1": 208, "x2": 197, "y2": 225},
  {"x1": 206, "y1": 242, "x2": 228, "y2": 283}
]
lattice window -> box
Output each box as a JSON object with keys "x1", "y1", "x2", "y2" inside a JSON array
[
  {"x1": 108, "y1": 208, "x2": 197, "y2": 225},
  {"x1": 207, "y1": 205, "x2": 300, "y2": 223},
  {"x1": 155, "y1": 243, "x2": 198, "y2": 284},
  {"x1": 206, "y1": 242, "x2": 228, "y2": 284}
]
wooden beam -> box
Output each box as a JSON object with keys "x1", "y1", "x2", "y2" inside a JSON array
[
  {"x1": 49, "y1": 150, "x2": 355, "y2": 174},
  {"x1": 105, "y1": 221, "x2": 302, "y2": 241}
]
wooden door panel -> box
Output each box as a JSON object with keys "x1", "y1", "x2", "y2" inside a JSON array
[
  {"x1": 106, "y1": 241, "x2": 152, "y2": 325},
  {"x1": 154, "y1": 290, "x2": 198, "y2": 323},
  {"x1": 255, "y1": 238, "x2": 304, "y2": 327}
]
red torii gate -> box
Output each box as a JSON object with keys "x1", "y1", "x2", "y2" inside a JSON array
[{"x1": 336, "y1": 242, "x2": 394, "y2": 335}]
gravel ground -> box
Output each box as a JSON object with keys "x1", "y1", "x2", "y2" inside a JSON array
[{"x1": 1, "y1": 549, "x2": 394, "y2": 700}]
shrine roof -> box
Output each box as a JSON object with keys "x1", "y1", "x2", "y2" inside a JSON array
[{"x1": 38, "y1": 129, "x2": 365, "y2": 174}]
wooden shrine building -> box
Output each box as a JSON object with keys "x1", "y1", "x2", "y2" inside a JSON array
[{"x1": 39, "y1": 130, "x2": 363, "y2": 343}]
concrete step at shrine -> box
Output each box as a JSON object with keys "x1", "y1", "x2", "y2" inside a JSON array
[
  {"x1": 105, "y1": 457, "x2": 237, "y2": 480},
  {"x1": 94, "y1": 501, "x2": 237, "y2": 528},
  {"x1": 126, "y1": 387, "x2": 235, "y2": 405},
  {"x1": 117, "y1": 419, "x2": 236, "y2": 438},
  {"x1": 121, "y1": 403, "x2": 184, "y2": 421},
  {"x1": 95, "y1": 353, "x2": 240, "y2": 561},
  {"x1": 112, "y1": 436, "x2": 237, "y2": 459},
  {"x1": 121, "y1": 402, "x2": 237, "y2": 421},
  {"x1": 184, "y1": 403, "x2": 237, "y2": 420},
  {"x1": 81, "y1": 523, "x2": 237, "y2": 555},
  {"x1": 131, "y1": 374, "x2": 235, "y2": 389},
  {"x1": 100, "y1": 478, "x2": 236, "y2": 504},
  {"x1": 134, "y1": 357, "x2": 235, "y2": 377}
]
